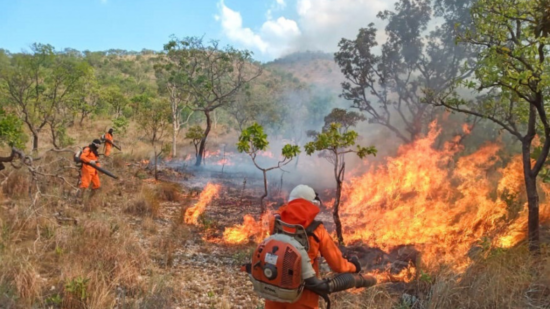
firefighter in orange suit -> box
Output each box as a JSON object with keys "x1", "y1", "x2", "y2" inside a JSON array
[
  {"x1": 77, "y1": 139, "x2": 102, "y2": 198},
  {"x1": 265, "y1": 185, "x2": 362, "y2": 309},
  {"x1": 102, "y1": 128, "x2": 114, "y2": 157}
]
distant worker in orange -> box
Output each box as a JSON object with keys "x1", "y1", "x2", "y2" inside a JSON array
[
  {"x1": 77, "y1": 139, "x2": 102, "y2": 198},
  {"x1": 102, "y1": 128, "x2": 114, "y2": 157},
  {"x1": 265, "y1": 184, "x2": 362, "y2": 309}
]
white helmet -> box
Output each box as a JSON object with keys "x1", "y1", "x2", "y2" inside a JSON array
[{"x1": 288, "y1": 184, "x2": 321, "y2": 206}]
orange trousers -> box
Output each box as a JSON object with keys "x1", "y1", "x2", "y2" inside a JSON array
[
  {"x1": 104, "y1": 143, "x2": 112, "y2": 156},
  {"x1": 80, "y1": 168, "x2": 100, "y2": 189},
  {"x1": 265, "y1": 290, "x2": 319, "y2": 309}
]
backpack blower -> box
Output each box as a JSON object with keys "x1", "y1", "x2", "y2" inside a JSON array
[
  {"x1": 73, "y1": 149, "x2": 119, "y2": 179},
  {"x1": 242, "y1": 219, "x2": 376, "y2": 309}
]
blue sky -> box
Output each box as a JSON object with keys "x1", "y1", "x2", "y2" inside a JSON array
[{"x1": 0, "y1": 0, "x2": 388, "y2": 61}]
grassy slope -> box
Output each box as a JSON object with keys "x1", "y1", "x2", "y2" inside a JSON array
[
  {"x1": 266, "y1": 51, "x2": 345, "y2": 93},
  {"x1": 1, "y1": 53, "x2": 550, "y2": 308}
]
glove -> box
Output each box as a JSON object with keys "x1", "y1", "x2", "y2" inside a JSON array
[{"x1": 347, "y1": 256, "x2": 361, "y2": 273}]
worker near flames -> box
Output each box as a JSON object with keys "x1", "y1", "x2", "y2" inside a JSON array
[
  {"x1": 77, "y1": 139, "x2": 102, "y2": 198},
  {"x1": 266, "y1": 184, "x2": 362, "y2": 309},
  {"x1": 102, "y1": 128, "x2": 114, "y2": 157}
]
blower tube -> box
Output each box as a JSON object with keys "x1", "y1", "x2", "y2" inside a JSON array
[
  {"x1": 85, "y1": 162, "x2": 119, "y2": 179},
  {"x1": 304, "y1": 273, "x2": 376, "y2": 309},
  {"x1": 105, "y1": 139, "x2": 121, "y2": 151}
]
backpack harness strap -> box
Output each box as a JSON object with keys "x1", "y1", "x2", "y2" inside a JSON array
[{"x1": 305, "y1": 220, "x2": 323, "y2": 243}]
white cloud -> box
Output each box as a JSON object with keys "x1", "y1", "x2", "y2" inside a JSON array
[
  {"x1": 276, "y1": 0, "x2": 286, "y2": 9},
  {"x1": 218, "y1": 0, "x2": 300, "y2": 57},
  {"x1": 218, "y1": 1, "x2": 269, "y2": 53},
  {"x1": 216, "y1": 0, "x2": 389, "y2": 60}
]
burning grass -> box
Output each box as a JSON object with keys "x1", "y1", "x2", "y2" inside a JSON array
[
  {"x1": 183, "y1": 182, "x2": 221, "y2": 225},
  {"x1": 339, "y1": 122, "x2": 550, "y2": 272}
]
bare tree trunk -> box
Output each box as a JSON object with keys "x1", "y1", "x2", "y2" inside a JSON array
[
  {"x1": 170, "y1": 87, "x2": 180, "y2": 157},
  {"x1": 32, "y1": 131, "x2": 39, "y2": 152},
  {"x1": 195, "y1": 110, "x2": 212, "y2": 167},
  {"x1": 260, "y1": 169, "x2": 268, "y2": 214},
  {"x1": 523, "y1": 104, "x2": 540, "y2": 253},
  {"x1": 50, "y1": 124, "x2": 59, "y2": 149},
  {"x1": 213, "y1": 110, "x2": 217, "y2": 129},
  {"x1": 172, "y1": 120, "x2": 178, "y2": 157},
  {"x1": 154, "y1": 143, "x2": 159, "y2": 180},
  {"x1": 522, "y1": 140, "x2": 540, "y2": 252},
  {"x1": 333, "y1": 154, "x2": 345, "y2": 245}
]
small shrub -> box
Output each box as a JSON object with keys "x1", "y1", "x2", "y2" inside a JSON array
[{"x1": 63, "y1": 276, "x2": 89, "y2": 309}]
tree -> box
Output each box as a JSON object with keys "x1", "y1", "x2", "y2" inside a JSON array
[
  {"x1": 154, "y1": 48, "x2": 194, "y2": 157},
  {"x1": 161, "y1": 37, "x2": 262, "y2": 167},
  {"x1": 321, "y1": 108, "x2": 366, "y2": 133},
  {"x1": 334, "y1": 0, "x2": 475, "y2": 143},
  {"x1": 305, "y1": 112, "x2": 377, "y2": 244},
  {"x1": 237, "y1": 123, "x2": 300, "y2": 214},
  {"x1": 0, "y1": 44, "x2": 90, "y2": 151},
  {"x1": 137, "y1": 98, "x2": 171, "y2": 180},
  {"x1": 102, "y1": 86, "x2": 128, "y2": 118},
  {"x1": 185, "y1": 125, "x2": 204, "y2": 161},
  {"x1": 0, "y1": 107, "x2": 27, "y2": 149},
  {"x1": 425, "y1": 0, "x2": 550, "y2": 252},
  {"x1": 71, "y1": 74, "x2": 101, "y2": 126}
]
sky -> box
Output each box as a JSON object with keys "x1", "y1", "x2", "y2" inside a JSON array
[{"x1": 0, "y1": 0, "x2": 390, "y2": 62}]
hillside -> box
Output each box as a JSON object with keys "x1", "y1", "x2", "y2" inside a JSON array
[{"x1": 266, "y1": 51, "x2": 345, "y2": 93}]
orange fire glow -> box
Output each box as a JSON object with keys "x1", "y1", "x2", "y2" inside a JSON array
[
  {"x1": 218, "y1": 121, "x2": 550, "y2": 280},
  {"x1": 340, "y1": 122, "x2": 550, "y2": 270},
  {"x1": 223, "y1": 212, "x2": 271, "y2": 245},
  {"x1": 184, "y1": 183, "x2": 221, "y2": 225}
]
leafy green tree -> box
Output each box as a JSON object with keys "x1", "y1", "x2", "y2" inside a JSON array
[
  {"x1": 305, "y1": 118, "x2": 377, "y2": 244},
  {"x1": 185, "y1": 125, "x2": 204, "y2": 161},
  {"x1": 321, "y1": 108, "x2": 366, "y2": 133},
  {"x1": 0, "y1": 107, "x2": 27, "y2": 148},
  {"x1": 0, "y1": 44, "x2": 90, "y2": 151},
  {"x1": 161, "y1": 36, "x2": 262, "y2": 167},
  {"x1": 137, "y1": 98, "x2": 171, "y2": 180},
  {"x1": 425, "y1": 0, "x2": 550, "y2": 252},
  {"x1": 237, "y1": 123, "x2": 300, "y2": 214},
  {"x1": 102, "y1": 86, "x2": 128, "y2": 118},
  {"x1": 71, "y1": 74, "x2": 101, "y2": 126},
  {"x1": 112, "y1": 116, "x2": 129, "y2": 137}
]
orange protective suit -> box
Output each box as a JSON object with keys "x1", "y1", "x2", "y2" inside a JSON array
[
  {"x1": 103, "y1": 132, "x2": 113, "y2": 157},
  {"x1": 79, "y1": 147, "x2": 100, "y2": 189},
  {"x1": 265, "y1": 198, "x2": 357, "y2": 309}
]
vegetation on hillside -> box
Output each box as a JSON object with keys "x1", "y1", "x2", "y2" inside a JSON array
[{"x1": 0, "y1": 0, "x2": 549, "y2": 308}]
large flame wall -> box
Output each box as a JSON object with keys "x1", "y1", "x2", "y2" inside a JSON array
[{"x1": 340, "y1": 123, "x2": 550, "y2": 270}]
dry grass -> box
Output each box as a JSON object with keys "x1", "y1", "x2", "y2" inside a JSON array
[
  {"x1": 124, "y1": 186, "x2": 160, "y2": 217},
  {"x1": 155, "y1": 181, "x2": 183, "y2": 202},
  {"x1": 2, "y1": 169, "x2": 30, "y2": 199},
  {"x1": 3, "y1": 118, "x2": 550, "y2": 308},
  {"x1": 332, "y1": 244, "x2": 550, "y2": 309}
]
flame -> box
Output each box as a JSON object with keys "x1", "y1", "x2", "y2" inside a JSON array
[
  {"x1": 184, "y1": 183, "x2": 221, "y2": 225},
  {"x1": 339, "y1": 122, "x2": 550, "y2": 270},
  {"x1": 223, "y1": 212, "x2": 271, "y2": 245},
  {"x1": 217, "y1": 121, "x2": 550, "y2": 280}
]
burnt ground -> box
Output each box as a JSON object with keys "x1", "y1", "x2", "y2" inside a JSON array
[{"x1": 136, "y1": 163, "x2": 416, "y2": 308}]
